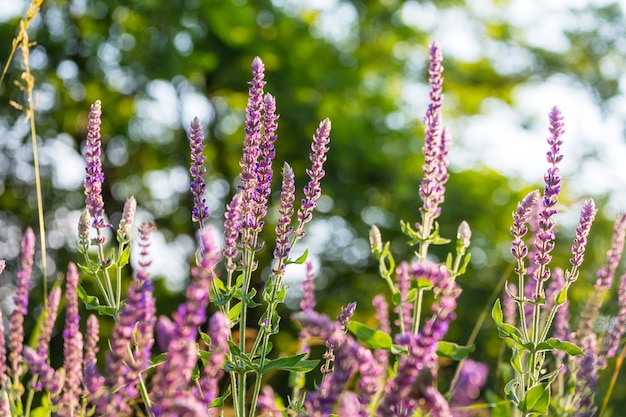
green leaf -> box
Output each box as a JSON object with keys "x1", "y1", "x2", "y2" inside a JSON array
[
  {"x1": 458, "y1": 253, "x2": 471, "y2": 275},
  {"x1": 287, "y1": 248, "x2": 309, "y2": 265},
  {"x1": 510, "y1": 348, "x2": 524, "y2": 374},
  {"x1": 504, "y1": 379, "x2": 520, "y2": 406},
  {"x1": 436, "y1": 341, "x2": 475, "y2": 360},
  {"x1": 535, "y1": 338, "x2": 583, "y2": 356},
  {"x1": 492, "y1": 299, "x2": 526, "y2": 345},
  {"x1": 415, "y1": 278, "x2": 433, "y2": 290},
  {"x1": 76, "y1": 285, "x2": 117, "y2": 318},
  {"x1": 391, "y1": 292, "x2": 402, "y2": 307},
  {"x1": 227, "y1": 302, "x2": 242, "y2": 322},
  {"x1": 259, "y1": 353, "x2": 319, "y2": 373},
  {"x1": 347, "y1": 321, "x2": 393, "y2": 350},
  {"x1": 519, "y1": 383, "x2": 550, "y2": 415},
  {"x1": 555, "y1": 286, "x2": 568, "y2": 306},
  {"x1": 118, "y1": 244, "x2": 131, "y2": 267},
  {"x1": 485, "y1": 391, "x2": 511, "y2": 417}
]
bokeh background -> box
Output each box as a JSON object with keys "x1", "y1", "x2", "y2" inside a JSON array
[{"x1": 2, "y1": 0, "x2": 626, "y2": 412}]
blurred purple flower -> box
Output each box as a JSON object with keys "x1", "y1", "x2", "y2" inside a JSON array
[
  {"x1": 195, "y1": 312, "x2": 230, "y2": 411},
  {"x1": 60, "y1": 262, "x2": 83, "y2": 416},
  {"x1": 600, "y1": 272, "x2": 626, "y2": 366},
  {"x1": 395, "y1": 262, "x2": 414, "y2": 332},
  {"x1": 253, "y1": 93, "x2": 279, "y2": 228},
  {"x1": 189, "y1": 118, "x2": 210, "y2": 226},
  {"x1": 300, "y1": 261, "x2": 317, "y2": 312},
  {"x1": 33, "y1": 286, "x2": 61, "y2": 390},
  {"x1": 23, "y1": 347, "x2": 63, "y2": 395},
  {"x1": 574, "y1": 334, "x2": 599, "y2": 417},
  {"x1": 83, "y1": 100, "x2": 106, "y2": 229},
  {"x1": 450, "y1": 359, "x2": 488, "y2": 416},
  {"x1": 10, "y1": 227, "x2": 35, "y2": 386}
]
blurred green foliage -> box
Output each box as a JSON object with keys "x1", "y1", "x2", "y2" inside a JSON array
[{"x1": 2, "y1": 0, "x2": 626, "y2": 412}]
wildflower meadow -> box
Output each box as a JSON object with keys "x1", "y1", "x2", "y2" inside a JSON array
[{"x1": 1, "y1": 1, "x2": 626, "y2": 417}]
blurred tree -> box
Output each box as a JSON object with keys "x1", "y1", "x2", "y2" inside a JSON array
[{"x1": 1, "y1": 0, "x2": 625, "y2": 411}]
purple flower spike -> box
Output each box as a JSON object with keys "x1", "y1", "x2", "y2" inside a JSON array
[
  {"x1": 189, "y1": 118, "x2": 210, "y2": 226},
  {"x1": 300, "y1": 261, "x2": 316, "y2": 312},
  {"x1": 23, "y1": 347, "x2": 64, "y2": 395},
  {"x1": 223, "y1": 192, "x2": 243, "y2": 273},
  {"x1": 253, "y1": 93, "x2": 279, "y2": 226},
  {"x1": 419, "y1": 41, "x2": 449, "y2": 220},
  {"x1": 10, "y1": 227, "x2": 35, "y2": 385},
  {"x1": 0, "y1": 309, "x2": 7, "y2": 388},
  {"x1": 600, "y1": 272, "x2": 626, "y2": 365},
  {"x1": 196, "y1": 312, "x2": 230, "y2": 408},
  {"x1": 274, "y1": 162, "x2": 295, "y2": 265},
  {"x1": 595, "y1": 213, "x2": 626, "y2": 291},
  {"x1": 569, "y1": 199, "x2": 596, "y2": 274},
  {"x1": 35, "y1": 287, "x2": 61, "y2": 362},
  {"x1": 83, "y1": 100, "x2": 106, "y2": 229},
  {"x1": 84, "y1": 314, "x2": 100, "y2": 369},
  {"x1": 532, "y1": 106, "x2": 565, "y2": 283},
  {"x1": 117, "y1": 196, "x2": 137, "y2": 243},
  {"x1": 297, "y1": 118, "x2": 332, "y2": 235},
  {"x1": 574, "y1": 334, "x2": 599, "y2": 417},
  {"x1": 61, "y1": 262, "x2": 84, "y2": 416},
  {"x1": 550, "y1": 268, "x2": 571, "y2": 362},
  {"x1": 450, "y1": 359, "x2": 488, "y2": 414},
  {"x1": 239, "y1": 56, "x2": 266, "y2": 239},
  {"x1": 510, "y1": 190, "x2": 540, "y2": 269}
]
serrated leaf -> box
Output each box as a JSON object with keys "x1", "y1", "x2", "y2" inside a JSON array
[
  {"x1": 436, "y1": 341, "x2": 475, "y2": 360},
  {"x1": 519, "y1": 383, "x2": 550, "y2": 415},
  {"x1": 347, "y1": 321, "x2": 392, "y2": 350}
]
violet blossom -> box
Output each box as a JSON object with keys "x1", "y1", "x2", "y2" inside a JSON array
[
  {"x1": 419, "y1": 41, "x2": 449, "y2": 220},
  {"x1": 195, "y1": 312, "x2": 230, "y2": 412},
  {"x1": 32, "y1": 286, "x2": 61, "y2": 389},
  {"x1": 532, "y1": 106, "x2": 564, "y2": 284},
  {"x1": 83, "y1": 99, "x2": 106, "y2": 229},
  {"x1": 60, "y1": 262, "x2": 84, "y2": 416},
  {"x1": 449, "y1": 359, "x2": 488, "y2": 416},
  {"x1": 297, "y1": 118, "x2": 332, "y2": 235},
  {"x1": 569, "y1": 199, "x2": 597, "y2": 276},
  {"x1": 9, "y1": 227, "x2": 35, "y2": 387},
  {"x1": 379, "y1": 262, "x2": 458, "y2": 417},
  {"x1": 574, "y1": 334, "x2": 599, "y2": 417},
  {"x1": 274, "y1": 163, "x2": 295, "y2": 265},
  {"x1": 599, "y1": 272, "x2": 626, "y2": 366},
  {"x1": 189, "y1": 118, "x2": 210, "y2": 226},
  {"x1": 223, "y1": 192, "x2": 243, "y2": 274}
]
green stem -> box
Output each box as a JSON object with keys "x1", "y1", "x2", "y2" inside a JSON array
[{"x1": 599, "y1": 343, "x2": 626, "y2": 417}]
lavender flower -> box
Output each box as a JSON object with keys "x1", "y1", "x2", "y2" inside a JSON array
[
  {"x1": 595, "y1": 213, "x2": 626, "y2": 291},
  {"x1": 9, "y1": 227, "x2": 35, "y2": 387},
  {"x1": 23, "y1": 347, "x2": 63, "y2": 395},
  {"x1": 395, "y1": 262, "x2": 413, "y2": 332},
  {"x1": 337, "y1": 301, "x2": 356, "y2": 331},
  {"x1": 599, "y1": 272, "x2": 626, "y2": 365},
  {"x1": 0, "y1": 391, "x2": 8, "y2": 416},
  {"x1": 449, "y1": 359, "x2": 488, "y2": 416},
  {"x1": 297, "y1": 118, "x2": 332, "y2": 235},
  {"x1": 356, "y1": 345, "x2": 383, "y2": 412},
  {"x1": 223, "y1": 192, "x2": 243, "y2": 274},
  {"x1": 83, "y1": 100, "x2": 106, "y2": 229},
  {"x1": 151, "y1": 227, "x2": 220, "y2": 415},
  {"x1": 60, "y1": 262, "x2": 84, "y2": 416},
  {"x1": 253, "y1": 93, "x2": 279, "y2": 226},
  {"x1": 578, "y1": 213, "x2": 626, "y2": 339},
  {"x1": 117, "y1": 196, "x2": 136, "y2": 243},
  {"x1": 195, "y1": 312, "x2": 230, "y2": 410},
  {"x1": 574, "y1": 334, "x2": 599, "y2": 417},
  {"x1": 372, "y1": 294, "x2": 390, "y2": 371},
  {"x1": 568, "y1": 199, "x2": 597, "y2": 276},
  {"x1": 419, "y1": 41, "x2": 448, "y2": 219},
  {"x1": 257, "y1": 386, "x2": 279, "y2": 416},
  {"x1": 300, "y1": 261, "x2": 317, "y2": 312},
  {"x1": 77, "y1": 210, "x2": 90, "y2": 249},
  {"x1": 511, "y1": 190, "x2": 540, "y2": 272},
  {"x1": 84, "y1": 314, "x2": 100, "y2": 371},
  {"x1": 338, "y1": 391, "x2": 362, "y2": 417},
  {"x1": 532, "y1": 106, "x2": 564, "y2": 283},
  {"x1": 379, "y1": 262, "x2": 458, "y2": 417},
  {"x1": 239, "y1": 56, "x2": 266, "y2": 240},
  {"x1": 35, "y1": 287, "x2": 61, "y2": 362},
  {"x1": 0, "y1": 309, "x2": 7, "y2": 388},
  {"x1": 274, "y1": 163, "x2": 295, "y2": 264},
  {"x1": 189, "y1": 118, "x2": 210, "y2": 226},
  {"x1": 550, "y1": 268, "x2": 572, "y2": 362}
]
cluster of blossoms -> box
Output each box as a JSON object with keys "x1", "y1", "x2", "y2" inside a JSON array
[{"x1": 3, "y1": 35, "x2": 626, "y2": 417}]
